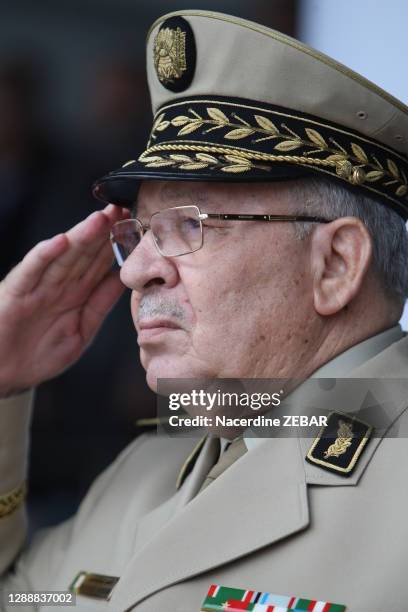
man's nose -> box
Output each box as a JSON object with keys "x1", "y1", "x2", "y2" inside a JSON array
[{"x1": 119, "y1": 231, "x2": 179, "y2": 291}]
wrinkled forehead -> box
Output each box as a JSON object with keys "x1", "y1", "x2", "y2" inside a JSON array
[{"x1": 134, "y1": 180, "x2": 297, "y2": 217}]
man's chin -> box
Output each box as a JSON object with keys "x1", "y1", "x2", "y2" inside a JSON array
[
  {"x1": 143, "y1": 359, "x2": 186, "y2": 393},
  {"x1": 145, "y1": 369, "x2": 160, "y2": 393},
  {"x1": 144, "y1": 364, "x2": 193, "y2": 393},
  {"x1": 143, "y1": 357, "x2": 215, "y2": 394}
]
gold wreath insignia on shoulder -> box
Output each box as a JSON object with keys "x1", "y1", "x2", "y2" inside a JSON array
[
  {"x1": 323, "y1": 419, "x2": 353, "y2": 458},
  {"x1": 306, "y1": 411, "x2": 373, "y2": 476}
]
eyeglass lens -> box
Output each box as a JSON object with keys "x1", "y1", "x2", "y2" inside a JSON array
[
  {"x1": 110, "y1": 205, "x2": 203, "y2": 265},
  {"x1": 111, "y1": 220, "x2": 142, "y2": 266}
]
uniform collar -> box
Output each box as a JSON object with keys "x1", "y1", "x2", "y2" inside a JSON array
[
  {"x1": 245, "y1": 324, "x2": 403, "y2": 455},
  {"x1": 113, "y1": 329, "x2": 408, "y2": 609},
  {"x1": 245, "y1": 325, "x2": 407, "y2": 485},
  {"x1": 311, "y1": 324, "x2": 403, "y2": 378}
]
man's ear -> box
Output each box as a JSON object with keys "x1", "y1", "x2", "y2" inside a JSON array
[{"x1": 310, "y1": 217, "x2": 373, "y2": 316}]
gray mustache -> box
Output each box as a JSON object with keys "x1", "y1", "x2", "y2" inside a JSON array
[{"x1": 138, "y1": 294, "x2": 186, "y2": 323}]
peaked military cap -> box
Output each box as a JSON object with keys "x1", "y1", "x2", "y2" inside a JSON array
[{"x1": 93, "y1": 10, "x2": 408, "y2": 218}]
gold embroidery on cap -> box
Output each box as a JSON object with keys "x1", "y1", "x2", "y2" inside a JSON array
[
  {"x1": 323, "y1": 419, "x2": 353, "y2": 459},
  {"x1": 140, "y1": 150, "x2": 264, "y2": 173},
  {"x1": 143, "y1": 105, "x2": 408, "y2": 200},
  {"x1": 154, "y1": 27, "x2": 187, "y2": 84}
]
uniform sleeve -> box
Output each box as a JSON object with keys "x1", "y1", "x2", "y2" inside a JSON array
[
  {"x1": 0, "y1": 391, "x2": 76, "y2": 611},
  {"x1": 0, "y1": 391, "x2": 33, "y2": 574},
  {"x1": 0, "y1": 401, "x2": 149, "y2": 611},
  {"x1": 0, "y1": 390, "x2": 35, "y2": 610}
]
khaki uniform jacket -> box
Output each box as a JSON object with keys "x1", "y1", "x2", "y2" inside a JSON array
[{"x1": 1, "y1": 334, "x2": 408, "y2": 611}]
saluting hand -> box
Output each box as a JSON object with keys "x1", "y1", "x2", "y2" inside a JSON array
[{"x1": 0, "y1": 205, "x2": 130, "y2": 398}]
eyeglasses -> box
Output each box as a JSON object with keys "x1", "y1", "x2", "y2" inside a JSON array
[{"x1": 110, "y1": 205, "x2": 332, "y2": 265}]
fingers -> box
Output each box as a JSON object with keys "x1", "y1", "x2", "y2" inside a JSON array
[
  {"x1": 77, "y1": 239, "x2": 115, "y2": 294},
  {"x1": 68, "y1": 205, "x2": 128, "y2": 281},
  {"x1": 42, "y1": 205, "x2": 128, "y2": 286},
  {"x1": 4, "y1": 234, "x2": 69, "y2": 296},
  {"x1": 101, "y1": 203, "x2": 131, "y2": 224},
  {"x1": 2, "y1": 204, "x2": 128, "y2": 299},
  {"x1": 80, "y1": 270, "x2": 126, "y2": 343}
]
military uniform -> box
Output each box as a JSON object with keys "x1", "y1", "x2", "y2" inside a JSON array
[
  {"x1": 1, "y1": 9, "x2": 408, "y2": 611},
  {"x1": 1, "y1": 328, "x2": 408, "y2": 611}
]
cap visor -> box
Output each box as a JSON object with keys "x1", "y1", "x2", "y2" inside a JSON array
[{"x1": 92, "y1": 161, "x2": 312, "y2": 208}]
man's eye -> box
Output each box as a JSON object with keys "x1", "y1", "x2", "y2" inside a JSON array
[{"x1": 183, "y1": 218, "x2": 201, "y2": 229}]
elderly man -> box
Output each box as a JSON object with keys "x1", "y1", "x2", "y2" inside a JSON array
[{"x1": 1, "y1": 10, "x2": 408, "y2": 612}]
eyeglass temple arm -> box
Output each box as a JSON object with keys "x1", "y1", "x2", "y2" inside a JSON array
[{"x1": 200, "y1": 213, "x2": 332, "y2": 223}]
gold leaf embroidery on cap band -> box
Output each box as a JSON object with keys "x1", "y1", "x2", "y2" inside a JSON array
[
  {"x1": 0, "y1": 482, "x2": 27, "y2": 519},
  {"x1": 140, "y1": 150, "x2": 264, "y2": 173},
  {"x1": 323, "y1": 420, "x2": 353, "y2": 459},
  {"x1": 133, "y1": 142, "x2": 407, "y2": 216},
  {"x1": 154, "y1": 27, "x2": 187, "y2": 84},
  {"x1": 142, "y1": 106, "x2": 408, "y2": 199},
  {"x1": 159, "y1": 98, "x2": 408, "y2": 160}
]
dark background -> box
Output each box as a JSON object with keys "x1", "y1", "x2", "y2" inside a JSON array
[{"x1": 0, "y1": 0, "x2": 297, "y2": 531}]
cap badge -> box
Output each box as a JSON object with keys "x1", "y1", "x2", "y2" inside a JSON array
[
  {"x1": 306, "y1": 411, "x2": 373, "y2": 476},
  {"x1": 154, "y1": 27, "x2": 186, "y2": 83},
  {"x1": 153, "y1": 16, "x2": 196, "y2": 92}
]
